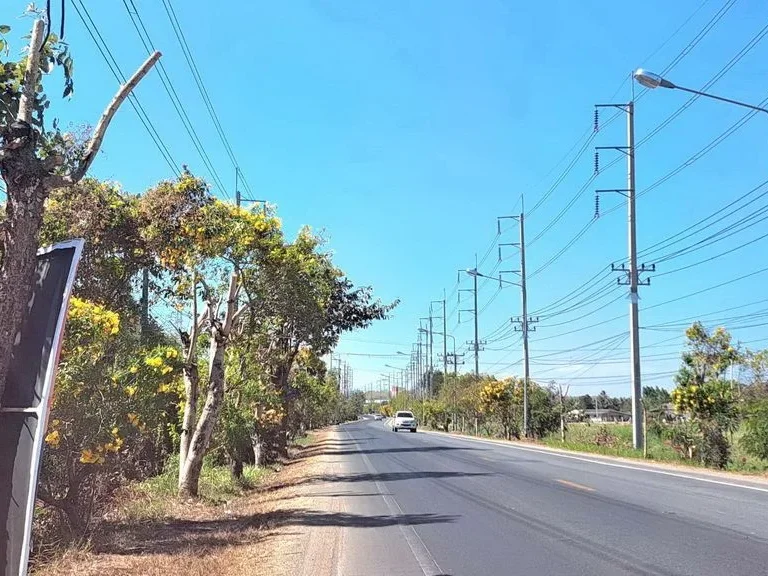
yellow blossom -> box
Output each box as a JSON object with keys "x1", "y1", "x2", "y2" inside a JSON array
[
  {"x1": 79, "y1": 449, "x2": 104, "y2": 464},
  {"x1": 45, "y1": 430, "x2": 60, "y2": 447}
]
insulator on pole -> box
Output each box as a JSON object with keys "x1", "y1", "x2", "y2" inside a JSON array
[
  {"x1": 594, "y1": 193, "x2": 600, "y2": 219},
  {"x1": 594, "y1": 151, "x2": 599, "y2": 175},
  {"x1": 594, "y1": 109, "x2": 599, "y2": 132}
]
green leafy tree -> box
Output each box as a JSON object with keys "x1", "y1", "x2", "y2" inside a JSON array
[
  {"x1": 671, "y1": 322, "x2": 741, "y2": 468},
  {"x1": 740, "y1": 399, "x2": 768, "y2": 460}
]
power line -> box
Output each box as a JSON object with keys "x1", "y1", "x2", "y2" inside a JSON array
[
  {"x1": 525, "y1": 6, "x2": 757, "y2": 271},
  {"x1": 639, "y1": 180, "x2": 768, "y2": 261},
  {"x1": 72, "y1": 0, "x2": 179, "y2": 175},
  {"x1": 122, "y1": 0, "x2": 229, "y2": 197},
  {"x1": 161, "y1": 0, "x2": 256, "y2": 197}
]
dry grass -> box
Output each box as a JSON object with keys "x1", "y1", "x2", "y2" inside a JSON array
[{"x1": 32, "y1": 432, "x2": 335, "y2": 576}]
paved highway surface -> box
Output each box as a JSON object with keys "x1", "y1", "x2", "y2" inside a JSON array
[{"x1": 320, "y1": 417, "x2": 768, "y2": 576}]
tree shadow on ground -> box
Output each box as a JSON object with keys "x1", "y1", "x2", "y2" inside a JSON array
[
  {"x1": 95, "y1": 508, "x2": 457, "y2": 557},
  {"x1": 261, "y1": 469, "x2": 492, "y2": 493},
  {"x1": 325, "y1": 445, "x2": 487, "y2": 456}
]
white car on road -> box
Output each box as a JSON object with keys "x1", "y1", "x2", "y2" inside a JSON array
[{"x1": 392, "y1": 410, "x2": 417, "y2": 433}]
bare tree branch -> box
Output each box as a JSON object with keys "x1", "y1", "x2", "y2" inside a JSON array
[
  {"x1": 222, "y1": 272, "x2": 240, "y2": 334},
  {"x1": 64, "y1": 51, "x2": 162, "y2": 184},
  {"x1": 17, "y1": 19, "x2": 45, "y2": 125}
]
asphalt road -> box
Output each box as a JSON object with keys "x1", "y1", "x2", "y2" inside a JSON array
[{"x1": 323, "y1": 417, "x2": 768, "y2": 576}]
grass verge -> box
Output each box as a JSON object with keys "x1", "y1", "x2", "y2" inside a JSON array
[
  {"x1": 116, "y1": 456, "x2": 272, "y2": 522},
  {"x1": 542, "y1": 423, "x2": 768, "y2": 474}
]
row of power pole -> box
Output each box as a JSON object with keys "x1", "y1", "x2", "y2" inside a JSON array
[{"x1": 328, "y1": 353, "x2": 352, "y2": 397}]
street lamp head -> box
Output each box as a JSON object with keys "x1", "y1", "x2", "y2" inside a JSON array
[{"x1": 633, "y1": 68, "x2": 676, "y2": 90}]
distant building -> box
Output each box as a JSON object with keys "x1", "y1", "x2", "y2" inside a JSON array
[{"x1": 583, "y1": 408, "x2": 631, "y2": 423}]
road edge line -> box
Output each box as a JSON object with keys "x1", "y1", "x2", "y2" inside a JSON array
[{"x1": 341, "y1": 424, "x2": 444, "y2": 576}]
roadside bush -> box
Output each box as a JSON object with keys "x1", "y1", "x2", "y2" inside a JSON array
[
  {"x1": 664, "y1": 420, "x2": 699, "y2": 460},
  {"x1": 38, "y1": 298, "x2": 181, "y2": 537},
  {"x1": 740, "y1": 399, "x2": 768, "y2": 460},
  {"x1": 529, "y1": 385, "x2": 559, "y2": 439},
  {"x1": 594, "y1": 425, "x2": 618, "y2": 447},
  {"x1": 700, "y1": 424, "x2": 730, "y2": 469}
]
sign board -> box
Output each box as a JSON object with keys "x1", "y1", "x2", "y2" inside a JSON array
[{"x1": 0, "y1": 240, "x2": 84, "y2": 576}]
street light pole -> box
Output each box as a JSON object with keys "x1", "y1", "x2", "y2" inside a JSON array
[
  {"x1": 634, "y1": 69, "x2": 768, "y2": 114},
  {"x1": 520, "y1": 211, "x2": 531, "y2": 438},
  {"x1": 627, "y1": 100, "x2": 643, "y2": 450},
  {"x1": 595, "y1": 98, "x2": 647, "y2": 450}
]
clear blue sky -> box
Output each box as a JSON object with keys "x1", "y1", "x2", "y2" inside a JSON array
[{"x1": 10, "y1": 0, "x2": 768, "y2": 396}]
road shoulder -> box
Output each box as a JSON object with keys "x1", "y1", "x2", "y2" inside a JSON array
[{"x1": 32, "y1": 430, "x2": 341, "y2": 576}]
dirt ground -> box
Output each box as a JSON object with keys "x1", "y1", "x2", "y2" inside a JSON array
[{"x1": 34, "y1": 429, "x2": 342, "y2": 576}]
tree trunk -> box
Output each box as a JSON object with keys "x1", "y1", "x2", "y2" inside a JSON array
[
  {"x1": 229, "y1": 455, "x2": 243, "y2": 482},
  {"x1": 251, "y1": 431, "x2": 263, "y2": 467},
  {"x1": 643, "y1": 407, "x2": 648, "y2": 458},
  {"x1": 560, "y1": 413, "x2": 566, "y2": 442},
  {"x1": 270, "y1": 363, "x2": 291, "y2": 458},
  {"x1": 178, "y1": 331, "x2": 227, "y2": 497},
  {"x1": 0, "y1": 165, "x2": 47, "y2": 405},
  {"x1": 179, "y1": 361, "x2": 199, "y2": 476}
]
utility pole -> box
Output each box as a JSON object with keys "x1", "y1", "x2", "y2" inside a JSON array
[
  {"x1": 236, "y1": 167, "x2": 268, "y2": 216},
  {"x1": 442, "y1": 294, "x2": 448, "y2": 383},
  {"x1": 520, "y1": 212, "x2": 531, "y2": 437},
  {"x1": 472, "y1": 269, "x2": 479, "y2": 378},
  {"x1": 416, "y1": 329, "x2": 423, "y2": 398},
  {"x1": 445, "y1": 352, "x2": 464, "y2": 375},
  {"x1": 459, "y1": 267, "x2": 481, "y2": 378},
  {"x1": 500, "y1": 211, "x2": 537, "y2": 437},
  {"x1": 595, "y1": 101, "x2": 654, "y2": 450},
  {"x1": 428, "y1": 314, "x2": 434, "y2": 396}
]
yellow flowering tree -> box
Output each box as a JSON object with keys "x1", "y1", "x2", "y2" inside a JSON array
[
  {"x1": 479, "y1": 377, "x2": 522, "y2": 439},
  {"x1": 670, "y1": 323, "x2": 741, "y2": 468},
  {"x1": 39, "y1": 297, "x2": 181, "y2": 532}
]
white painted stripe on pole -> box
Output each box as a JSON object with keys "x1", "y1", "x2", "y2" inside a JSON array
[
  {"x1": 420, "y1": 429, "x2": 768, "y2": 494},
  {"x1": 342, "y1": 425, "x2": 443, "y2": 576}
]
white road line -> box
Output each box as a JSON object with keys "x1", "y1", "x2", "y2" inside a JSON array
[
  {"x1": 420, "y1": 429, "x2": 768, "y2": 494},
  {"x1": 341, "y1": 425, "x2": 443, "y2": 576}
]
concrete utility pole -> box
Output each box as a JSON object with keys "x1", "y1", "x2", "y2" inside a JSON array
[
  {"x1": 626, "y1": 102, "x2": 643, "y2": 450},
  {"x1": 595, "y1": 100, "x2": 654, "y2": 450},
  {"x1": 459, "y1": 267, "x2": 481, "y2": 378},
  {"x1": 472, "y1": 269, "x2": 479, "y2": 378},
  {"x1": 430, "y1": 299, "x2": 446, "y2": 393},
  {"x1": 519, "y1": 212, "x2": 531, "y2": 437},
  {"x1": 428, "y1": 314, "x2": 434, "y2": 395},
  {"x1": 499, "y1": 212, "x2": 536, "y2": 437},
  {"x1": 416, "y1": 329, "x2": 423, "y2": 398},
  {"x1": 442, "y1": 295, "x2": 448, "y2": 382}
]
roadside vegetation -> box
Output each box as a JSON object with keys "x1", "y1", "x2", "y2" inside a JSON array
[
  {"x1": 0, "y1": 8, "x2": 393, "y2": 569},
  {"x1": 377, "y1": 322, "x2": 768, "y2": 475}
]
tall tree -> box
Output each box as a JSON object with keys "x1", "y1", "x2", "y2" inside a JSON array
[
  {"x1": 671, "y1": 322, "x2": 741, "y2": 468},
  {"x1": 0, "y1": 14, "x2": 161, "y2": 403}
]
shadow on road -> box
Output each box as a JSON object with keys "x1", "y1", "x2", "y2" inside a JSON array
[
  {"x1": 95, "y1": 509, "x2": 457, "y2": 557},
  {"x1": 325, "y1": 445, "x2": 486, "y2": 456},
  {"x1": 261, "y1": 470, "x2": 492, "y2": 493}
]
